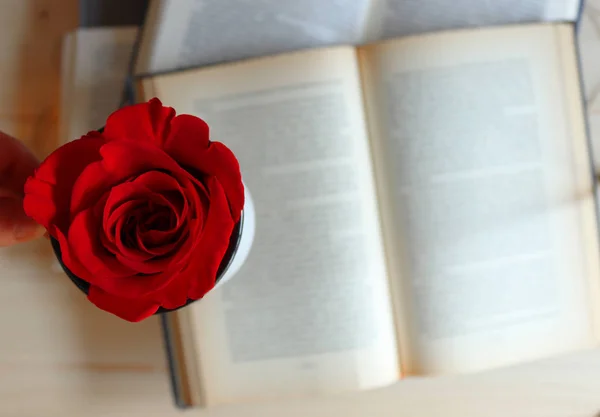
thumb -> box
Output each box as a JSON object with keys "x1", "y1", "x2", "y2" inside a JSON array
[{"x1": 0, "y1": 190, "x2": 45, "y2": 247}]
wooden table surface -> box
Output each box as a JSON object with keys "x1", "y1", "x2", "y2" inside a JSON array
[
  {"x1": 1, "y1": 1, "x2": 600, "y2": 416},
  {"x1": 0, "y1": 1, "x2": 174, "y2": 415}
]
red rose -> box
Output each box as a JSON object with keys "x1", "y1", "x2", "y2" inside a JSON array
[{"x1": 23, "y1": 98, "x2": 244, "y2": 322}]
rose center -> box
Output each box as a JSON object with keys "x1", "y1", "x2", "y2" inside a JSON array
[
  {"x1": 117, "y1": 204, "x2": 178, "y2": 250},
  {"x1": 143, "y1": 209, "x2": 176, "y2": 232},
  {"x1": 121, "y1": 215, "x2": 138, "y2": 249}
]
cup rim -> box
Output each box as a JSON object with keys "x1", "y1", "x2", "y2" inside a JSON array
[{"x1": 51, "y1": 212, "x2": 244, "y2": 315}]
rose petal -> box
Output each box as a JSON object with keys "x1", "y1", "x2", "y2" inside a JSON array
[
  {"x1": 88, "y1": 286, "x2": 160, "y2": 322},
  {"x1": 22, "y1": 183, "x2": 57, "y2": 235},
  {"x1": 68, "y1": 207, "x2": 188, "y2": 297},
  {"x1": 161, "y1": 191, "x2": 187, "y2": 228},
  {"x1": 104, "y1": 199, "x2": 144, "y2": 244},
  {"x1": 152, "y1": 272, "x2": 191, "y2": 311},
  {"x1": 138, "y1": 226, "x2": 182, "y2": 248},
  {"x1": 165, "y1": 116, "x2": 244, "y2": 220},
  {"x1": 165, "y1": 114, "x2": 209, "y2": 149},
  {"x1": 135, "y1": 225, "x2": 180, "y2": 257},
  {"x1": 102, "y1": 176, "x2": 191, "y2": 259},
  {"x1": 69, "y1": 209, "x2": 191, "y2": 297},
  {"x1": 103, "y1": 98, "x2": 175, "y2": 148},
  {"x1": 112, "y1": 211, "x2": 155, "y2": 264},
  {"x1": 70, "y1": 140, "x2": 192, "y2": 216},
  {"x1": 54, "y1": 227, "x2": 89, "y2": 281},
  {"x1": 111, "y1": 210, "x2": 180, "y2": 275},
  {"x1": 23, "y1": 134, "x2": 105, "y2": 232},
  {"x1": 68, "y1": 209, "x2": 137, "y2": 281},
  {"x1": 129, "y1": 170, "x2": 190, "y2": 228},
  {"x1": 184, "y1": 177, "x2": 235, "y2": 300},
  {"x1": 116, "y1": 252, "x2": 174, "y2": 275},
  {"x1": 143, "y1": 210, "x2": 173, "y2": 231}
]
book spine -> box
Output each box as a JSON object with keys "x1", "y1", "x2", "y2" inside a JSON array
[
  {"x1": 573, "y1": 22, "x2": 600, "y2": 216},
  {"x1": 576, "y1": 0, "x2": 586, "y2": 32},
  {"x1": 159, "y1": 314, "x2": 189, "y2": 409}
]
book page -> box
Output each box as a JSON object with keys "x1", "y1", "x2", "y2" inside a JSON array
[
  {"x1": 579, "y1": 0, "x2": 600, "y2": 168},
  {"x1": 364, "y1": 0, "x2": 581, "y2": 41},
  {"x1": 359, "y1": 23, "x2": 600, "y2": 374},
  {"x1": 141, "y1": 47, "x2": 400, "y2": 405},
  {"x1": 63, "y1": 27, "x2": 138, "y2": 142},
  {"x1": 135, "y1": 0, "x2": 580, "y2": 74},
  {"x1": 135, "y1": 0, "x2": 371, "y2": 74}
]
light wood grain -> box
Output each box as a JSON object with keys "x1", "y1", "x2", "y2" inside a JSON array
[
  {"x1": 5, "y1": 347, "x2": 600, "y2": 417},
  {"x1": 2, "y1": 1, "x2": 600, "y2": 416},
  {"x1": 0, "y1": 0, "x2": 77, "y2": 157},
  {"x1": 0, "y1": 1, "x2": 173, "y2": 415}
]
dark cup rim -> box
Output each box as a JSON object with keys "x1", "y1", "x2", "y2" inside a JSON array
[{"x1": 51, "y1": 212, "x2": 244, "y2": 315}]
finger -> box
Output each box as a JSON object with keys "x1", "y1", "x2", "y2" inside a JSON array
[
  {"x1": 0, "y1": 131, "x2": 40, "y2": 197},
  {"x1": 0, "y1": 190, "x2": 45, "y2": 247}
]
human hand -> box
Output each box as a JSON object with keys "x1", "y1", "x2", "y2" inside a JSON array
[{"x1": 0, "y1": 131, "x2": 44, "y2": 246}]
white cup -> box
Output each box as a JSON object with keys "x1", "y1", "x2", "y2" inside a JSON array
[{"x1": 215, "y1": 184, "x2": 256, "y2": 287}]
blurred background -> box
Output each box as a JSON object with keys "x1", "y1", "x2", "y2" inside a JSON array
[{"x1": 2, "y1": 1, "x2": 600, "y2": 416}]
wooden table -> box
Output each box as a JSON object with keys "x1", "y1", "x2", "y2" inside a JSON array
[
  {"x1": 1, "y1": 1, "x2": 600, "y2": 416},
  {"x1": 0, "y1": 1, "x2": 173, "y2": 415}
]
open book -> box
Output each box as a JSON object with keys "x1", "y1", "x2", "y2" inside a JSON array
[
  {"x1": 135, "y1": 0, "x2": 581, "y2": 74},
  {"x1": 135, "y1": 22, "x2": 600, "y2": 407}
]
